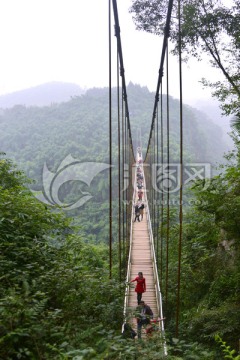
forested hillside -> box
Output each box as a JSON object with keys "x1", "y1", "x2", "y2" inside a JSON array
[
  {"x1": 0, "y1": 83, "x2": 229, "y2": 242},
  {"x1": 0, "y1": 83, "x2": 239, "y2": 359}
]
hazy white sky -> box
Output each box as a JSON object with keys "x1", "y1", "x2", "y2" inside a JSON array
[{"x1": 0, "y1": 0, "x2": 223, "y2": 104}]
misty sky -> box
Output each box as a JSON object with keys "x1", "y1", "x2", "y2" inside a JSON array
[{"x1": 0, "y1": 0, "x2": 226, "y2": 105}]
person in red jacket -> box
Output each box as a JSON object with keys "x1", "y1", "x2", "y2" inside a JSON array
[
  {"x1": 138, "y1": 189, "x2": 143, "y2": 201},
  {"x1": 131, "y1": 272, "x2": 146, "y2": 304}
]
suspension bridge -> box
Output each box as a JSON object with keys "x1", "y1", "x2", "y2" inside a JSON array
[{"x1": 107, "y1": 0, "x2": 183, "y2": 353}]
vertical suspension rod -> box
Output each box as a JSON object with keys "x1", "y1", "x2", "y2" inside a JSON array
[
  {"x1": 166, "y1": 39, "x2": 170, "y2": 310},
  {"x1": 108, "y1": 0, "x2": 112, "y2": 279},
  {"x1": 160, "y1": 85, "x2": 164, "y2": 284},
  {"x1": 144, "y1": 0, "x2": 174, "y2": 159},
  {"x1": 122, "y1": 86, "x2": 125, "y2": 272},
  {"x1": 112, "y1": 0, "x2": 134, "y2": 152},
  {"x1": 117, "y1": 51, "x2": 122, "y2": 281},
  {"x1": 176, "y1": 0, "x2": 183, "y2": 337},
  {"x1": 156, "y1": 104, "x2": 160, "y2": 269}
]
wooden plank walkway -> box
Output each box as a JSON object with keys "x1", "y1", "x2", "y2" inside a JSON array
[
  {"x1": 127, "y1": 187, "x2": 159, "y2": 335},
  {"x1": 123, "y1": 154, "x2": 166, "y2": 353}
]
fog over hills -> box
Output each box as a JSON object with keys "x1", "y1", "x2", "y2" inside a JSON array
[
  {"x1": 0, "y1": 82, "x2": 231, "y2": 240},
  {"x1": 0, "y1": 81, "x2": 233, "y2": 153},
  {"x1": 189, "y1": 98, "x2": 233, "y2": 148},
  {"x1": 0, "y1": 82, "x2": 85, "y2": 108}
]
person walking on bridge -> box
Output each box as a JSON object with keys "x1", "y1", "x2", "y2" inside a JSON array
[
  {"x1": 131, "y1": 272, "x2": 146, "y2": 304},
  {"x1": 136, "y1": 300, "x2": 153, "y2": 339},
  {"x1": 138, "y1": 189, "x2": 143, "y2": 201},
  {"x1": 138, "y1": 202, "x2": 144, "y2": 220},
  {"x1": 134, "y1": 203, "x2": 141, "y2": 222}
]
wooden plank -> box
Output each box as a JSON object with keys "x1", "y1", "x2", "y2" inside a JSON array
[{"x1": 127, "y1": 192, "x2": 159, "y2": 338}]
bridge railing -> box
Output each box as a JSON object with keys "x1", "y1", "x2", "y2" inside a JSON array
[
  {"x1": 122, "y1": 152, "x2": 167, "y2": 355},
  {"x1": 122, "y1": 163, "x2": 137, "y2": 330},
  {"x1": 143, "y1": 162, "x2": 167, "y2": 355}
]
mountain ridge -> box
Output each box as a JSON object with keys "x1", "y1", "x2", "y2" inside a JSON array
[{"x1": 0, "y1": 82, "x2": 85, "y2": 108}]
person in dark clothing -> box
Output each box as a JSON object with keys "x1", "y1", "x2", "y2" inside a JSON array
[
  {"x1": 134, "y1": 204, "x2": 141, "y2": 222},
  {"x1": 136, "y1": 300, "x2": 153, "y2": 339},
  {"x1": 138, "y1": 202, "x2": 144, "y2": 220}
]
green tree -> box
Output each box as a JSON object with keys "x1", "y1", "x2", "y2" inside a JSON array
[
  {"x1": 130, "y1": 0, "x2": 240, "y2": 118},
  {"x1": 157, "y1": 120, "x2": 240, "y2": 352},
  {"x1": 0, "y1": 155, "x2": 125, "y2": 359}
]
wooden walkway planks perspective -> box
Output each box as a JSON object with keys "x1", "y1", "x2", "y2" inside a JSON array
[
  {"x1": 127, "y1": 192, "x2": 159, "y2": 332},
  {"x1": 123, "y1": 156, "x2": 167, "y2": 354}
]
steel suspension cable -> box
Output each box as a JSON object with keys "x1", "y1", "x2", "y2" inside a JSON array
[
  {"x1": 125, "y1": 118, "x2": 129, "y2": 261},
  {"x1": 112, "y1": 0, "x2": 134, "y2": 151},
  {"x1": 144, "y1": 0, "x2": 174, "y2": 157},
  {"x1": 117, "y1": 51, "x2": 122, "y2": 281},
  {"x1": 143, "y1": 0, "x2": 174, "y2": 291},
  {"x1": 111, "y1": 0, "x2": 135, "y2": 279},
  {"x1": 121, "y1": 86, "x2": 126, "y2": 273},
  {"x1": 156, "y1": 104, "x2": 160, "y2": 270},
  {"x1": 108, "y1": 0, "x2": 112, "y2": 279},
  {"x1": 165, "y1": 39, "x2": 170, "y2": 311},
  {"x1": 124, "y1": 113, "x2": 128, "y2": 262},
  {"x1": 150, "y1": 137, "x2": 154, "y2": 224},
  {"x1": 176, "y1": 0, "x2": 184, "y2": 338},
  {"x1": 160, "y1": 84, "x2": 164, "y2": 286},
  {"x1": 153, "y1": 116, "x2": 157, "y2": 249},
  {"x1": 127, "y1": 132, "x2": 134, "y2": 258}
]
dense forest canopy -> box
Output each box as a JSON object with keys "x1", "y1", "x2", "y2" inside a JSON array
[
  {"x1": 0, "y1": 0, "x2": 239, "y2": 357},
  {"x1": 0, "y1": 84, "x2": 229, "y2": 242},
  {"x1": 0, "y1": 50, "x2": 239, "y2": 360},
  {"x1": 127, "y1": 1, "x2": 240, "y2": 357}
]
